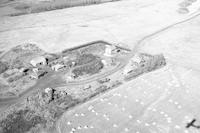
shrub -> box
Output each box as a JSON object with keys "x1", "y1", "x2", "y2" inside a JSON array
[
  {"x1": 14, "y1": 3, "x2": 31, "y2": 10},
  {"x1": 124, "y1": 54, "x2": 166, "y2": 81},
  {"x1": 75, "y1": 54, "x2": 98, "y2": 66},
  {"x1": 0, "y1": 109, "x2": 45, "y2": 133},
  {"x1": 0, "y1": 61, "x2": 8, "y2": 74},
  {"x1": 72, "y1": 59, "x2": 104, "y2": 77},
  {"x1": 7, "y1": 73, "x2": 24, "y2": 83},
  {"x1": 139, "y1": 54, "x2": 166, "y2": 72}
]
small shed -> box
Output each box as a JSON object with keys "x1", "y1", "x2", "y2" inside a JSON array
[{"x1": 30, "y1": 56, "x2": 46, "y2": 67}]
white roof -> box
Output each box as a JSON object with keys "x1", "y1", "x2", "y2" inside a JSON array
[
  {"x1": 52, "y1": 64, "x2": 64, "y2": 69},
  {"x1": 45, "y1": 87, "x2": 52, "y2": 93},
  {"x1": 30, "y1": 56, "x2": 46, "y2": 66}
]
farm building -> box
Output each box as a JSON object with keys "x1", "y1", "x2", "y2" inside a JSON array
[
  {"x1": 30, "y1": 56, "x2": 46, "y2": 67},
  {"x1": 104, "y1": 45, "x2": 116, "y2": 57},
  {"x1": 101, "y1": 58, "x2": 113, "y2": 67}
]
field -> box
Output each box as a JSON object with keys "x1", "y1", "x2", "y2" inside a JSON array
[
  {"x1": 1, "y1": 0, "x2": 200, "y2": 133},
  {"x1": 55, "y1": 2, "x2": 200, "y2": 132},
  {"x1": 58, "y1": 65, "x2": 200, "y2": 133},
  {"x1": 1, "y1": 0, "x2": 200, "y2": 53},
  {"x1": 137, "y1": 11, "x2": 200, "y2": 72}
]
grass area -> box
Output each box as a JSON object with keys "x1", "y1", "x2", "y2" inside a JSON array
[
  {"x1": 75, "y1": 54, "x2": 99, "y2": 66},
  {"x1": 0, "y1": 83, "x2": 9, "y2": 91},
  {"x1": 1, "y1": 44, "x2": 45, "y2": 69},
  {"x1": 72, "y1": 59, "x2": 104, "y2": 77},
  {"x1": 0, "y1": 109, "x2": 46, "y2": 133},
  {"x1": 0, "y1": 61, "x2": 8, "y2": 74},
  {"x1": 10, "y1": 0, "x2": 120, "y2": 16}
]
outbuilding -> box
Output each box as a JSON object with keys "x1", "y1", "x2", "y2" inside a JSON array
[
  {"x1": 104, "y1": 45, "x2": 116, "y2": 57},
  {"x1": 101, "y1": 58, "x2": 113, "y2": 67}
]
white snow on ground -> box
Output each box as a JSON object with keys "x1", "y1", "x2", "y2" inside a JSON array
[{"x1": 0, "y1": 0, "x2": 199, "y2": 52}]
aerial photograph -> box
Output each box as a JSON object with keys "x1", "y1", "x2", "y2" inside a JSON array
[{"x1": 0, "y1": 0, "x2": 200, "y2": 133}]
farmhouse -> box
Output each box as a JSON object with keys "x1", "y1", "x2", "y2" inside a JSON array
[
  {"x1": 104, "y1": 45, "x2": 116, "y2": 56},
  {"x1": 30, "y1": 56, "x2": 46, "y2": 67}
]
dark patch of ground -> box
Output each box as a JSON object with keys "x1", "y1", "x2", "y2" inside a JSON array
[
  {"x1": 72, "y1": 58, "x2": 104, "y2": 77},
  {"x1": 75, "y1": 54, "x2": 99, "y2": 66},
  {"x1": 1, "y1": 43, "x2": 45, "y2": 69},
  {"x1": 0, "y1": 61, "x2": 8, "y2": 74},
  {"x1": 0, "y1": 109, "x2": 46, "y2": 133},
  {"x1": 10, "y1": 0, "x2": 120, "y2": 16}
]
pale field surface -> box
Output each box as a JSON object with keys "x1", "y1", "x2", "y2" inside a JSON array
[
  {"x1": 137, "y1": 13, "x2": 200, "y2": 71},
  {"x1": 0, "y1": 0, "x2": 200, "y2": 53},
  {"x1": 55, "y1": 1, "x2": 200, "y2": 132},
  {"x1": 57, "y1": 65, "x2": 200, "y2": 133}
]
